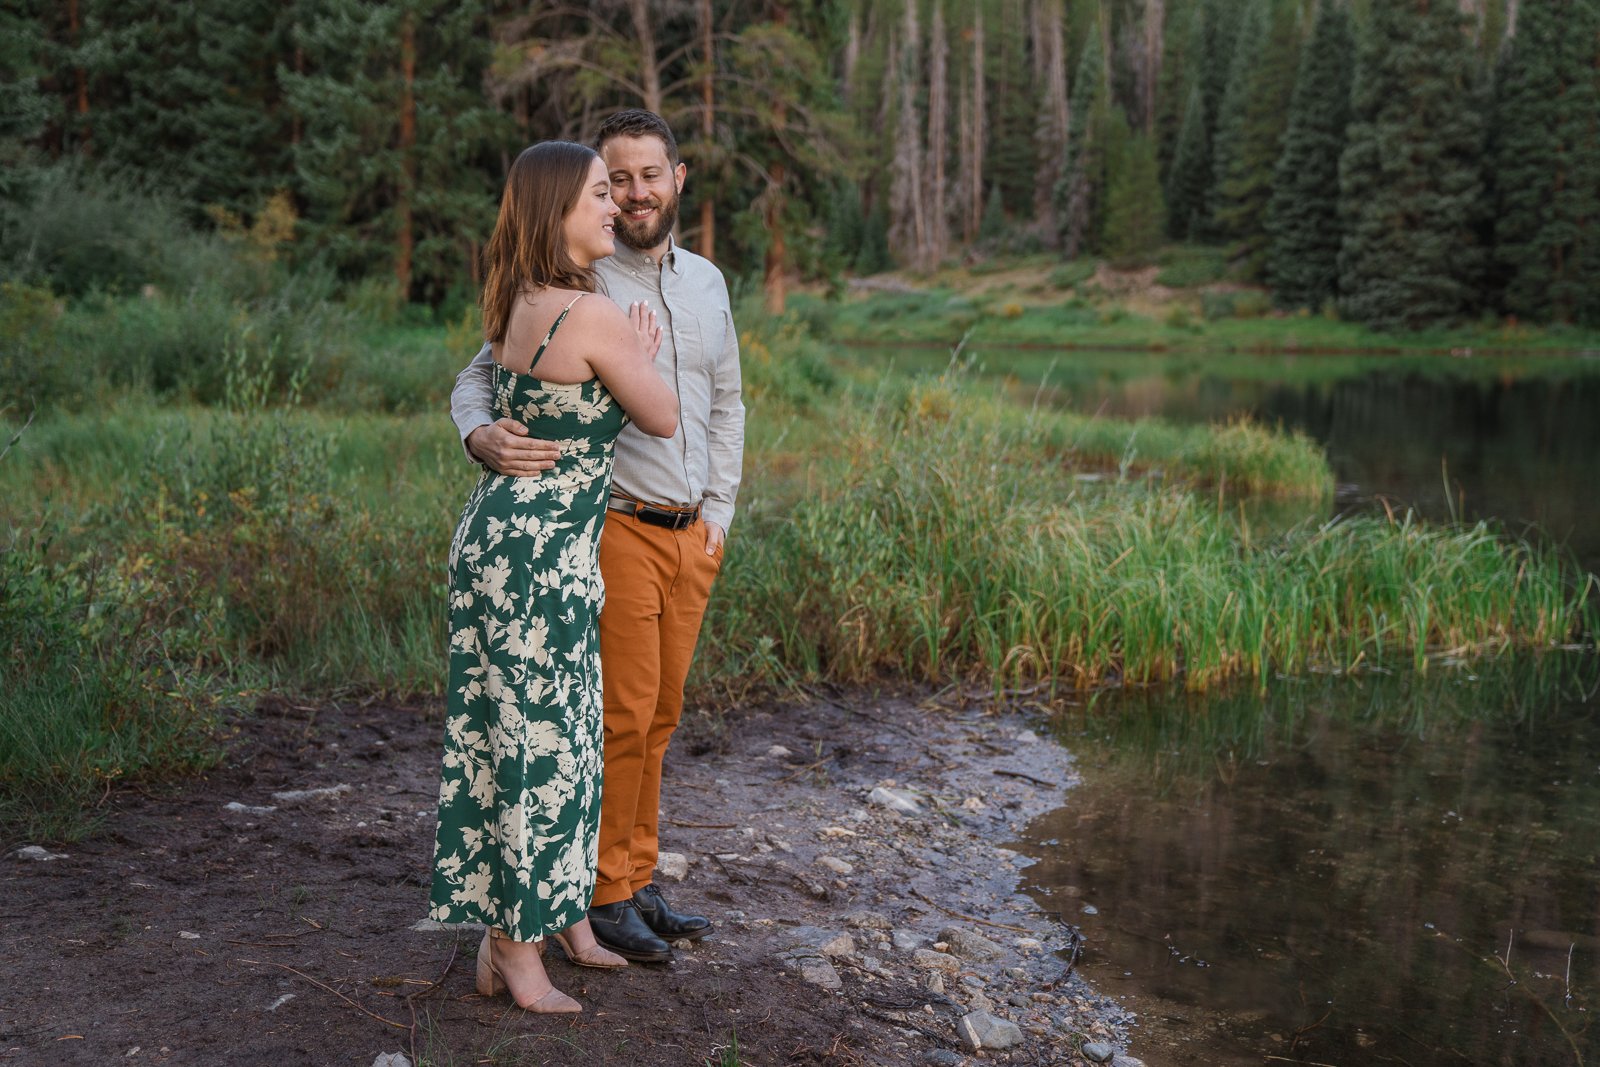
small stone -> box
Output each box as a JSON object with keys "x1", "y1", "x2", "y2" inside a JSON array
[
  {"x1": 178, "y1": 931, "x2": 200, "y2": 940},
  {"x1": 782, "y1": 954, "x2": 842, "y2": 990},
  {"x1": 966, "y1": 990, "x2": 994, "y2": 1013},
  {"x1": 1003, "y1": 966, "x2": 1028, "y2": 980},
  {"x1": 656, "y1": 852, "x2": 689, "y2": 881},
  {"x1": 409, "y1": 919, "x2": 458, "y2": 932},
  {"x1": 372, "y1": 1055, "x2": 413, "y2": 1067},
  {"x1": 1081, "y1": 904, "x2": 1099, "y2": 916},
  {"x1": 271, "y1": 783, "x2": 352, "y2": 805},
  {"x1": 1082, "y1": 1042, "x2": 1115, "y2": 1063},
  {"x1": 1015, "y1": 729, "x2": 1041, "y2": 744},
  {"x1": 11, "y1": 846, "x2": 67, "y2": 862},
  {"x1": 961, "y1": 797, "x2": 985, "y2": 811},
  {"x1": 816, "y1": 855, "x2": 853, "y2": 875},
  {"x1": 957, "y1": 1011, "x2": 1024, "y2": 1052},
  {"x1": 1111, "y1": 1057, "x2": 1147, "y2": 1067},
  {"x1": 959, "y1": 974, "x2": 986, "y2": 989},
  {"x1": 924, "y1": 973, "x2": 946, "y2": 994},
  {"x1": 911, "y1": 949, "x2": 960, "y2": 974},
  {"x1": 673, "y1": 939, "x2": 695, "y2": 950},
  {"x1": 924, "y1": 1051, "x2": 965, "y2": 1066},
  {"x1": 892, "y1": 930, "x2": 927, "y2": 953},
  {"x1": 1014, "y1": 937, "x2": 1043, "y2": 954},
  {"x1": 223, "y1": 802, "x2": 277, "y2": 815},
  {"x1": 766, "y1": 745, "x2": 792, "y2": 758},
  {"x1": 868, "y1": 786, "x2": 920, "y2": 814},
  {"x1": 267, "y1": 994, "x2": 296, "y2": 1012},
  {"x1": 784, "y1": 927, "x2": 856, "y2": 958},
  {"x1": 844, "y1": 910, "x2": 892, "y2": 930},
  {"x1": 938, "y1": 926, "x2": 1005, "y2": 962}
]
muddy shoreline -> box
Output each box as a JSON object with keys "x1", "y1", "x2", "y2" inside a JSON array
[{"x1": 1, "y1": 688, "x2": 1141, "y2": 1066}]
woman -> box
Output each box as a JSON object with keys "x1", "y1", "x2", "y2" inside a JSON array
[{"x1": 429, "y1": 141, "x2": 678, "y2": 1014}]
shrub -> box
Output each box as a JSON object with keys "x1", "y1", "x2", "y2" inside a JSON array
[
  {"x1": 1201, "y1": 289, "x2": 1239, "y2": 321},
  {"x1": 1050, "y1": 260, "x2": 1098, "y2": 290},
  {"x1": 0, "y1": 525, "x2": 219, "y2": 840},
  {"x1": 1156, "y1": 245, "x2": 1229, "y2": 289}
]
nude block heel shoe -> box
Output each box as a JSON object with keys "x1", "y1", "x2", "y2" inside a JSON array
[
  {"x1": 476, "y1": 930, "x2": 582, "y2": 1013},
  {"x1": 551, "y1": 930, "x2": 628, "y2": 970}
]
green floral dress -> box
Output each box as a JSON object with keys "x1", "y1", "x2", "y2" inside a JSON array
[{"x1": 429, "y1": 296, "x2": 626, "y2": 941}]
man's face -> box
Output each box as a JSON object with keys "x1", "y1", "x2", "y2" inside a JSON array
[{"x1": 601, "y1": 134, "x2": 686, "y2": 254}]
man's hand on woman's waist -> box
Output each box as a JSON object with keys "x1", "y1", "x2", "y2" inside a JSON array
[{"x1": 466, "y1": 418, "x2": 560, "y2": 477}]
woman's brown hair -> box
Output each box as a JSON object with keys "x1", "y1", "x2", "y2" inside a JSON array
[{"x1": 481, "y1": 141, "x2": 600, "y2": 344}]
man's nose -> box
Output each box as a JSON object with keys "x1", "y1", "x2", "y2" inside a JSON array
[{"x1": 627, "y1": 183, "x2": 652, "y2": 201}]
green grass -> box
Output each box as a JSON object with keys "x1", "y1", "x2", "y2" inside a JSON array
[
  {"x1": 803, "y1": 273, "x2": 1600, "y2": 355},
  {"x1": 1, "y1": 283, "x2": 1595, "y2": 839},
  {"x1": 703, "y1": 391, "x2": 1596, "y2": 697}
]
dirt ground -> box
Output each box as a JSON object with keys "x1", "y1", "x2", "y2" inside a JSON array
[{"x1": 0, "y1": 687, "x2": 1137, "y2": 1067}]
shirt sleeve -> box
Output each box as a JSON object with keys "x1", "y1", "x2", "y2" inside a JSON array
[
  {"x1": 700, "y1": 302, "x2": 745, "y2": 532},
  {"x1": 451, "y1": 343, "x2": 496, "y2": 462}
]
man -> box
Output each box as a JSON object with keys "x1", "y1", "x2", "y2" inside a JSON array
[{"x1": 450, "y1": 110, "x2": 744, "y2": 963}]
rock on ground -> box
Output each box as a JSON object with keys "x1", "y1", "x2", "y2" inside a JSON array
[{"x1": 957, "y1": 1011, "x2": 1024, "y2": 1051}]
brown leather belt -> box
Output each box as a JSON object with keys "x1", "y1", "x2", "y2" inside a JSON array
[{"x1": 607, "y1": 495, "x2": 701, "y2": 530}]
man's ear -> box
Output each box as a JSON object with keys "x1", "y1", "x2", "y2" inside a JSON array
[{"x1": 674, "y1": 162, "x2": 687, "y2": 194}]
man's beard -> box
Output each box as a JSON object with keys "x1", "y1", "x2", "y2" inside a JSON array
[{"x1": 615, "y1": 189, "x2": 680, "y2": 251}]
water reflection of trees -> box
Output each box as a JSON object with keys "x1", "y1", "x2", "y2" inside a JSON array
[{"x1": 1030, "y1": 655, "x2": 1600, "y2": 1065}]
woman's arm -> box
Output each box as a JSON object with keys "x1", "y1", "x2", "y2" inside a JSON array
[{"x1": 583, "y1": 301, "x2": 678, "y2": 438}]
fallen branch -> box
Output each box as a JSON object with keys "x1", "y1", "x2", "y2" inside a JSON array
[
  {"x1": 992, "y1": 769, "x2": 1057, "y2": 788},
  {"x1": 909, "y1": 888, "x2": 1029, "y2": 935},
  {"x1": 236, "y1": 959, "x2": 407, "y2": 1031}
]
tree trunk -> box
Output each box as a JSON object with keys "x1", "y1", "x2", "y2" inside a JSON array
[
  {"x1": 763, "y1": 1, "x2": 790, "y2": 314},
  {"x1": 699, "y1": 0, "x2": 716, "y2": 262},
  {"x1": 69, "y1": 0, "x2": 90, "y2": 156},
  {"x1": 397, "y1": 10, "x2": 416, "y2": 300},
  {"x1": 971, "y1": 6, "x2": 986, "y2": 242},
  {"x1": 764, "y1": 156, "x2": 786, "y2": 314},
  {"x1": 926, "y1": 2, "x2": 950, "y2": 267},
  {"x1": 958, "y1": 70, "x2": 976, "y2": 243},
  {"x1": 1034, "y1": 0, "x2": 1070, "y2": 239},
  {"x1": 629, "y1": 0, "x2": 663, "y2": 114},
  {"x1": 1144, "y1": 0, "x2": 1165, "y2": 134}
]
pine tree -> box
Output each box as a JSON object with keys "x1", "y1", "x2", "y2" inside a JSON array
[
  {"x1": 1207, "y1": 0, "x2": 1297, "y2": 271},
  {"x1": 1055, "y1": 24, "x2": 1110, "y2": 257},
  {"x1": 0, "y1": 2, "x2": 52, "y2": 201},
  {"x1": 1103, "y1": 119, "x2": 1166, "y2": 265},
  {"x1": 1489, "y1": 0, "x2": 1600, "y2": 325},
  {"x1": 1164, "y1": 84, "x2": 1208, "y2": 238},
  {"x1": 85, "y1": 0, "x2": 292, "y2": 219},
  {"x1": 1266, "y1": 0, "x2": 1355, "y2": 310},
  {"x1": 282, "y1": 0, "x2": 507, "y2": 303},
  {"x1": 1338, "y1": 0, "x2": 1487, "y2": 329},
  {"x1": 989, "y1": 0, "x2": 1039, "y2": 212},
  {"x1": 1155, "y1": 0, "x2": 1202, "y2": 177}
]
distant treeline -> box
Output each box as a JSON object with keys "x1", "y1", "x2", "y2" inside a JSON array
[{"x1": 3, "y1": 0, "x2": 1598, "y2": 328}]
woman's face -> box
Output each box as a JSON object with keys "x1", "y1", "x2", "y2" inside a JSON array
[{"x1": 562, "y1": 155, "x2": 619, "y2": 267}]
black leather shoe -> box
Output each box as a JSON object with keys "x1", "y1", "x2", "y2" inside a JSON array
[
  {"x1": 632, "y1": 883, "x2": 712, "y2": 941},
  {"x1": 587, "y1": 900, "x2": 673, "y2": 962}
]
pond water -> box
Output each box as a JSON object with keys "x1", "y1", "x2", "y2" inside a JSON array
[
  {"x1": 859, "y1": 345, "x2": 1600, "y2": 1063},
  {"x1": 870, "y1": 346, "x2": 1600, "y2": 572},
  {"x1": 1021, "y1": 659, "x2": 1600, "y2": 1066}
]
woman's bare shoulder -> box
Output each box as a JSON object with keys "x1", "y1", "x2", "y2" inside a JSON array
[{"x1": 560, "y1": 290, "x2": 628, "y2": 330}]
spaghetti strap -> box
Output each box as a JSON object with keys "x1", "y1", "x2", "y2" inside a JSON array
[{"x1": 527, "y1": 292, "x2": 586, "y2": 375}]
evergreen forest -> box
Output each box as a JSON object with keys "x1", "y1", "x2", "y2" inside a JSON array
[{"x1": 5, "y1": 0, "x2": 1600, "y2": 329}]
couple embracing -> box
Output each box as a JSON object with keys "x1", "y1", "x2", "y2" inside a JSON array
[{"x1": 427, "y1": 109, "x2": 745, "y2": 1013}]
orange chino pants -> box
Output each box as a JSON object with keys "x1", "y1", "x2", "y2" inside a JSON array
[{"x1": 591, "y1": 511, "x2": 722, "y2": 907}]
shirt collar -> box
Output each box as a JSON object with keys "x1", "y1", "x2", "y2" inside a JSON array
[{"x1": 609, "y1": 234, "x2": 681, "y2": 275}]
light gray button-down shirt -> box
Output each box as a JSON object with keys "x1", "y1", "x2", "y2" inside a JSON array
[{"x1": 450, "y1": 237, "x2": 745, "y2": 531}]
